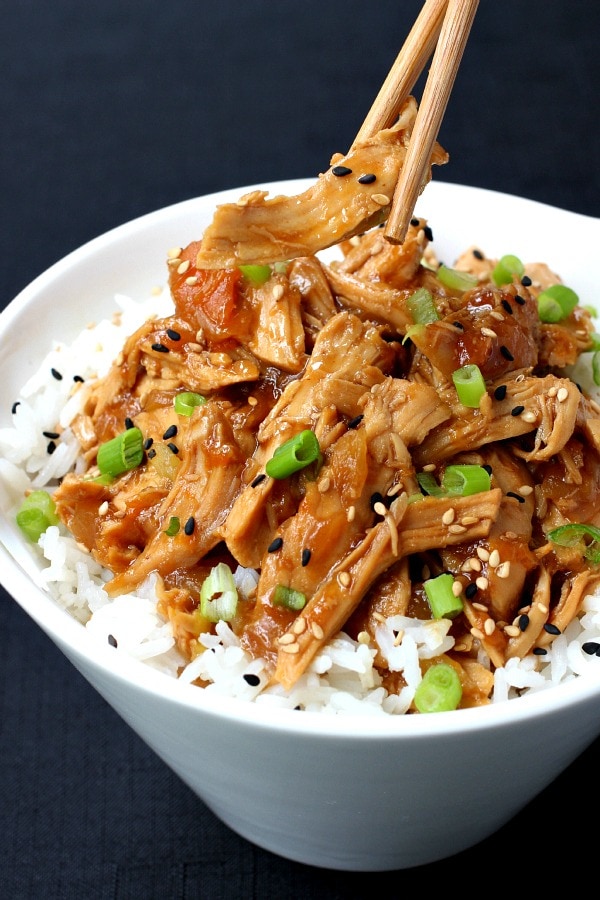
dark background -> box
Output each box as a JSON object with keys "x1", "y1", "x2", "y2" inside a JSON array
[{"x1": 1, "y1": 1, "x2": 599, "y2": 897}]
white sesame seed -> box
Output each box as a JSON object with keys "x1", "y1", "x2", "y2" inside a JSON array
[
  {"x1": 338, "y1": 571, "x2": 351, "y2": 588},
  {"x1": 476, "y1": 576, "x2": 489, "y2": 590},
  {"x1": 449, "y1": 523, "x2": 467, "y2": 534},
  {"x1": 504, "y1": 625, "x2": 521, "y2": 638},
  {"x1": 557, "y1": 387, "x2": 569, "y2": 402},
  {"x1": 98, "y1": 501, "x2": 109, "y2": 516},
  {"x1": 521, "y1": 410, "x2": 537, "y2": 423},
  {"x1": 292, "y1": 617, "x2": 307, "y2": 635},
  {"x1": 496, "y1": 561, "x2": 511, "y2": 579},
  {"x1": 279, "y1": 642, "x2": 300, "y2": 654},
  {"x1": 442, "y1": 508, "x2": 456, "y2": 525},
  {"x1": 470, "y1": 627, "x2": 484, "y2": 641},
  {"x1": 489, "y1": 549, "x2": 501, "y2": 568},
  {"x1": 373, "y1": 501, "x2": 387, "y2": 516},
  {"x1": 481, "y1": 327, "x2": 498, "y2": 338},
  {"x1": 372, "y1": 193, "x2": 391, "y2": 206},
  {"x1": 346, "y1": 505, "x2": 356, "y2": 523},
  {"x1": 468, "y1": 557, "x2": 482, "y2": 571},
  {"x1": 185, "y1": 276, "x2": 198, "y2": 285},
  {"x1": 177, "y1": 259, "x2": 191, "y2": 274},
  {"x1": 452, "y1": 580, "x2": 463, "y2": 597},
  {"x1": 476, "y1": 547, "x2": 490, "y2": 561},
  {"x1": 484, "y1": 618, "x2": 496, "y2": 636},
  {"x1": 311, "y1": 622, "x2": 324, "y2": 640},
  {"x1": 518, "y1": 485, "x2": 534, "y2": 495},
  {"x1": 278, "y1": 633, "x2": 296, "y2": 645}
]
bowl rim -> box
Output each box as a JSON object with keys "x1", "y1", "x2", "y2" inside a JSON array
[{"x1": 2, "y1": 178, "x2": 600, "y2": 739}]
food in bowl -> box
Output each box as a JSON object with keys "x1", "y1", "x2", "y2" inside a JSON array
[{"x1": 2, "y1": 103, "x2": 600, "y2": 718}]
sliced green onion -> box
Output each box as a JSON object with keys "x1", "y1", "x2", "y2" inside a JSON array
[
  {"x1": 164, "y1": 516, "x2": 180, "y2": 536},
  {"x1": 492, "y1": 254, "x2": 525, "y2": 286},
  {"x1": 273, "y1": 584, "x2": 307, "y2": 611},
  {"x1": 97, "y1": 427, "x2": 144, "y2": 477},
  {"x1": 238, "y1": 264, "x2": 272, "y2": 285},
  {"x1": 452, "y1": 363, "x2": 486, "y2": 408},
  {"x1": 16, "y1": 490, "x2": 59, "y2": 542},
  {"x1": 437, "y1": 265, "x2": 478, "y2": 292},
  {"x1": 592, "y1": 352, "x2": 600, "y2": 386},
  {"x1": 402, "y1": 323, "x2": 426, "y2": 346},
  {"x1": 407, "y1": 287, "x2": 439, "y2": 324},
  {"x1": 547, "y1": 523, "x2": 600, "y2": 564},
  {"x1": 414, "y1": 663, "x2": 463, "y2": 713},
  {"x1": 442, "y1": 465, "x2": 491, "y2": 497},
  {"x1": 423, "y1": 573, "x2": 464, "y2": 620},
  {"x1": 537, "y1": 284, "x2": 579, "y2": 323},
  {"x1": 416, "y1": 471, "x2": 445, "y2": 497},
  {"x1": 200, "y1": 562, "x2": 238, "y2": 622},
  {"x1": 174, "y1": 391, "x2": 206, "y2": 416},
  {"x1": 266, "y1": 430, "x2": 321, "y2": 479}
]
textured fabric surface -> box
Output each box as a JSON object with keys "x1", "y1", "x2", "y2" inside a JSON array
[{"x1": 1, "y1": 1, "x2": 599, "y2": 896}]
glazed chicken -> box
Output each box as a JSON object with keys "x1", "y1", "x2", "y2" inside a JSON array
[{"x1": 52, "y1": 115, "x2": 600, "y2": 708}]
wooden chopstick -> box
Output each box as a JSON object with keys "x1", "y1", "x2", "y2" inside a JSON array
[
  {"x1": 351, "y1": 0, "x2": 448, "y2": 148},
  {"x1": 384, "y1": 0, "x2": 479, "y2": 244}
]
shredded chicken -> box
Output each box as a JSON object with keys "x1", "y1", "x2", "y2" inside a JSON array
[{"x1": 49, "y1": 115, "x2": 600, "y2": 711}]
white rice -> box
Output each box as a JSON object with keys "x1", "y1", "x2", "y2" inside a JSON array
[{"x1": 3, "y1": 288, "x2": 600, "y2": 715}]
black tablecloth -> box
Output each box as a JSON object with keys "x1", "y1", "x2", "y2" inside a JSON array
[{"x1": 1, "y1": 2, "x2": 599, "y2": 896}]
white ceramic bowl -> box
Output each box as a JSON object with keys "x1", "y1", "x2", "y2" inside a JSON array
[{"x1": 1, "y1": 180, "x2": 600, "y2": 871}]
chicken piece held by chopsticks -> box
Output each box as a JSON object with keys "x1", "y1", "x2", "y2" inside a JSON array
[{"x1": 195, "y1": 97, "x2": 448, "y2": 269}]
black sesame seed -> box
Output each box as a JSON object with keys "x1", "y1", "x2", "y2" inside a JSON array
[
  {"x1": 108, "y1": 634, "x2": 118, "y2": 648},
  {"x1": 11, "y1": 401, "x2": 20, "y2": 414},
  {"x1": 500, "y1": 345, "x2": 514, "y2": 361},
  {"x1": 583, "y1": 641, "x2": 600, "y2": 655},
  {"x1": 494, "y1": 385, "x2": 507, "y2": 401},
  {"x1": 501, "y1": 299, "x2": 514, "y2": 315},
  {"x1": 166, "y1": 328, "x2": 181, "y2": 341},
  {"x1": 465, "y1": 583, "x2": 478, "y2": 599},
  {"x1": 51, "y1": 368, "x2": 63, "y2": 381},
  {"x1": 514, "y1": 294, "x2": 526, "y2": 306},
  {"x1": 357, "y1": 173, "x2": 376, "y2": 184},
  {"x1": 47, "y1": 441, "x2": 56, "y2": 454},
  {"x1": 410, "y1": 217, "x2": 420, "y2": 227},
  {"x1": 332, "y1": 165, "x2": 352, "y2": 176},
  {"x1": 518, "y1": 614, "x2": 530, "y2": 631},
  {"x1": 250, "y1": 473, "x2": 266, "y2": 488},
  {"x1": 143, "y1": 437, "x2": 154, "y2": 450},
  {"x1": 506, "y1": 491, "x2": 525, "y2": 503},
  {"x1": 268, "y1": 537, "x2": 283, "y2": 552},
  {"x1": 521, "y1": 275, "x2": 532, "y2": 286},
  {"x1": 511, "y1": 405, "x2": 525, "y2": 416},
  {"x1": 370, "y1": 491, "x2": 385, "y2": 511},
  {"x1": 243, "y1": 673, "x2": 261, "y2": 687},
  {"x1": 125, "y1": 417, "x2": 135, "y2": 430},
  {"x1": 423, "y1": 225, "x2": 434, "y2": 242},
  {"x1": 43, "y1": 430, "x2": 60, "y2": 439},
  {"x1": 147, "y1": 448, "x2": 157, "y2": 459},
  {"x1": 163, "y1": 424, "x2": 178, "y2": 440},
  {"x1": 533, "y1": 647, "x2": 548, "y2": 656},
  {"x1": 453, "y1": 321, "x2": 465, "y2": 330},
  {"x1": 184, "y1": 516, "x2": 195, "y2": 535},
  {"x1": 73, "y1": 374, "x2": 85, "y2": 383},
  {"x1": 301, "y1": 548, "x2": 311, "y2": 567},
  {"x1": 347, "y1": 414, "x2": 364, "y2": 429},
  {"x1": 151, "y1": 342, "x2": 170, "y2": 353},
  {"x1": 167, "y1": 442, "x2": 179, "y2": 454},
  {"x1": 543, "y1": 623, "x2": 561, "y2": 635},
  {"x1": 472, "y1": 248, "x2": 484, "y2": 260}
]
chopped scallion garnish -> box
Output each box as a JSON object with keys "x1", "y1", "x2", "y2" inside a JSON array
[
  {"x1": 165, "y1": 516, "x2": 180, "y2": 536},
  {"x1": 537, "y1": 284, "x2": 579, "y2": 323},
  {"x1": 407, "y1": 287, "x2": 439, "y2": 324},
  {"x1": 273, "y1": 584, "x2": 307, "y2": 611},
  {"x1": 97, "y1": 427, "x2": 144, "y2": 477},
  {"x1": 265, "y1": 430, "x2": 321, "y2": 479},
  {"x1": 174, "y1": 392, "x2": 206, "y2": 416},
  {"x1": 442, "y1": 464, "x2": 491, "y2": 497},
  {"x1": 414, "y1": 663, "x2": 463, "y2": 713},
  {"x1": 452, "y1": 363, "x2": 486, "y2": 408},
  {"x1": 238, "y1": 264, "x2": 272, "y2": 285},
  {"x1": 593, "y1": 352, "x2": 600, "y2": 387},
  {"x1": 16, "y1": 490, "x2": 59, "y2": 542},
  {"x1": 423, "y1": 573, "x2": 464, "y2": 619},
  {"x1": 200, "y1": 562, "x2": 238, "y2": 622},
  {"x1": 416, "y1": 472, "x2": 445, "y2": 497},
  {"x1": 437, "y1": 265, "x2": 478, "y2": 292},
  {"x1": 492, "y1": 254, "x2": 525, "y2": 286},
  {"x1": 547, "y1": 523, "x2": 600, "y2": 564}
]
